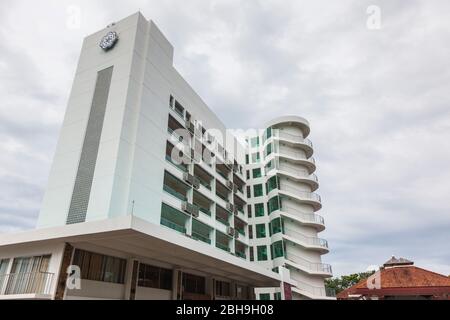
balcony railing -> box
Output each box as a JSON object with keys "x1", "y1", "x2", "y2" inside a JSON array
[
  {"x1": 216, "y1": 216, "x2": 230, "y2": 226},
  {"x1": 192, "y1": 232, "x2": 212, "y2": 245},
  {"x1": 285, "y1": 251, "x2": 332, "y2": 274},
  {"x1": 0, "y1": 272, "x2": 54, "y2": 296},
  {"x1": 161, "y1": 218, "x2": 186, "y2": 234},
  {"x1": 296, "y1": 281, "x2": 335, "y2": 298},
  {"x1": 216, "y1": 243, "x2": 231, "y2": 252},
  {"x1": 279, "y1": 185, "x2": 321, "y2": 203},
  {"x1": 163, "y1": 184, "x2": 188, "y2": 201},
  {"x1": 165, "y1": 155, "x2": 188, "y2": 173},
  {"x1": 277, "y1": 163, "x2": 318, "y2": 183},
  {"x1": 278, "y1": 150, "x2": 316, "y2": 165},
  {"x1": 282, "y1": 206, "x2": 325, "y2": 226},
  {"x1": 277, "y1": 131, "x2": 313, "y2": 148},
  {"x1": 167, "y1": 128, "x2": 190, "y2": 150},
  {"x1": 235, "y1": 251, "x2": 246, "y2": 259},
  {"x1": 283, "y1": 228, "x2": 329, "y2": 249},
  {"x1": 199, "y1": 207, "x2": 212, "y2": 216}
]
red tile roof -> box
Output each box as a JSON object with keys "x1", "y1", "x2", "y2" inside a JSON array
[{"x1": 337, "y1": 266, "x2": 450, "y2": 299}]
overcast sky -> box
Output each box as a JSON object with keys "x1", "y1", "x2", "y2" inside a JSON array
[{"x1": 1, "y1": 0, "x2": 449, "y2": 277}]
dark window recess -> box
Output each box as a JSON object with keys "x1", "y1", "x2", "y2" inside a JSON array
[
  {"x1": 215, "y1": 280, "x2": 231, "y2": 297},
  {"x1": 72, "y1": 249, "x2": 127, "y2": 284},
  {"x1": 138, "y1": 263, "x2": 173, "y2": 290},
  {"x1": 183, "y1": 273, "x2": 206, "y2": 295}
]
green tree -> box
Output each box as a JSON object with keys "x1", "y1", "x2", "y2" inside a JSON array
[{"x1": 325, "y1": 271, "x2": 375, "y2": 295}]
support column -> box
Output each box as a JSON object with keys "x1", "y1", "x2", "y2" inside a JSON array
[
  {"x1": 54, "y1": 243, "x2": 74, "y2": 300},
  {"x1": 124, "y1": 258, "x2": 139, "y2": 300}
]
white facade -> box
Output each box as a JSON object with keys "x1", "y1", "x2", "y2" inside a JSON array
[
  {"x1": 0, "y1": 12, "x2": 333, "y2": 300},
  {"x1": 245, "y1": 117, "x2": 334, "y2": 300}
]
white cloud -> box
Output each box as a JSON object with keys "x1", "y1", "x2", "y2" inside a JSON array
[{"x1": 0, "y1": 0, "x2": 449, "y2": 276}]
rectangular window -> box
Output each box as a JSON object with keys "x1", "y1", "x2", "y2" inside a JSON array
[
  {"x1": 249, "y1": 247, "x2": 254, "y2": 262},
  {"x1": 249, "y1": 225, "x2": 254, "y2": 240},
  {"x1": 252, "y1": 168, "x2": 262, "y2": 178},
  {"x1": 270, "y1": 218, "x2": 283, "y2": 235},
  {"x1": 138, "y1": 263, "x2": 173, "y2": 290},
  {"x1": 265, "y1": 143, "x2": 273, "y2": 157},
  {"x1": 265, "y1": 160, "x2": 275, "y2": 172},
  {"x1": 245, "y1": 155, "x2": 250, "y2": 165},
  {"x1": 247, "y1": 205, "x2": 252, "y2": 218},
  {"x1": 255, "y1": 203, "x2": 265, "y2": 217},
  {"x1": 246, "y1": 170, "x2": 250, "y2": 180},
  {"x1": 183, "y1": 273, "x2": 206, "y2": 295},
  {"x1": 0, "y1": 259, "x2": 9, "y2": 275},
  {"x1": 267, "y1": 196, "x2": 280, "y2": 214},
  {"x1": 215, "y1": 280, "x2": 231, "y2": 297},
  {"x1": 174, "y1": 100, "x2": 185, "y2": 118},
  {"x1": 256, "y1": 224, "x2": 266, "y2": 239},
  {"x1": 251, "y1": 137, "x2": 260, "y2": 148},
  {"x1": 266, "y1": 127, "x2": 272, "y2": 141},
  {"x1": 253, "y1": 184, "x2": 263, "y2": 197},
  {"x1": 73, "y1": 249, "x2": 127, "y2": 284},
  {"x1": 274, "y1": 292, "x2": 282, "y2": 300},
  {"x1": 260, "y1": 293, "x2": 271, "y2": 301},
  {"x1": 257, "y1": 246, "x2": 268, "y2": 261},
  {"x1": 247, "y1": 186, "x2": 251, "y2": 199},
  {"x1": 252, "y1": 153, "x2": 261, "y2": 163},
  {"x1": 266, "y1": 175, "x2": 279, "y2": 194},
  {"x1": 271, "y1": 241, "x2": 285, "y2": 259}
]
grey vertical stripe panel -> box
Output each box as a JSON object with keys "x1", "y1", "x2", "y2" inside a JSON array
[{"x1": 66, "y1": 66, "x2": 114, "y2": 225}]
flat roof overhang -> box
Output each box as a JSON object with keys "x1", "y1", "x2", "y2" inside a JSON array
[{"x1": 0, "y1": 216, "x2": 281, "y2": 288}]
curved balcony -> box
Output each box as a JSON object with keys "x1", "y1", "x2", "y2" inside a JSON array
[
  {"x1": 292, "y1": 282, "x2": 336, "y2": 300},
  {"x1": 278, "y1": 185, "x2": 322, "y2": 211},
  {"x1": 283, "y1": 228, "x2": 329, "y2": 253},
  {"x1": 276, "y1": 151, "x2": 316, "y2": 174},
  {"x1": 275, "y1": 131, "x2": 314, "y2": 158},
  {"x1": 276, "y1": 163, "x2": 319, "y2": 191},
  {"x1": 280, "y1": 206, "x2": 325, "y2": 231},
  {"x1": 284, "y1": 251, "x2": 332, "y2": 277}
]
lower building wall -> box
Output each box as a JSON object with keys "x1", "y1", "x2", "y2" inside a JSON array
[
  {"x1": 136, "y1": 287, "x2": 172, "y2": 300},
  {"x1": 66, "y1": 280, "x2": 125, "y2": 300}
]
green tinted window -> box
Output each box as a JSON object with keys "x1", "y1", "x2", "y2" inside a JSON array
[
  {"x1": 254, "y1": 184, "x2": 264, "y2": 197},
  {"x1": 267, "y1": 196, "x2": 280, "y2": 214},
  {"x1": 256, "y1": 224, "x2": 266, "y2": 239},
  {"x1": 271, "y1": 241, "x2": 284, "y2": 259},
  {"x1": 270, "y1": 218, "x2": 283, "y2": 235},
  {"x1": 253, "y1": 168, "x2": 262, "y2": 178},
  {"x1": 266, "y1": 176, "x2": 279, "y2": 194},
  {"x1": 257, "y1": 246, "x2": 268, "y2": 261},
  {"x1": 255, "y1": 203, "x2": 265, "y2": 217}
]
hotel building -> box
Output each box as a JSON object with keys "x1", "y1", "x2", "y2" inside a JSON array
[{"x1": 0, "y1": 12, "x2": 333, "y2": 300}]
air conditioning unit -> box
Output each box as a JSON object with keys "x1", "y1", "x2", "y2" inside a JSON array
[
  {"x1": 233, "y1": 208, "x2": 239, "y2": 216},
  {"x1": 193, "y1": 177, "x2": 201, "y2": 190},
  {"x1": 233, "y1": 184, "x2": 239, "y2": 194},
  {"x1": 182, "y1": 202, "x2": 200, "y2": 217},
  {"x1": 191, "y1": 207, "x2": 200, "y2": 218},
  {"x1": 227, "y1": 227, "x2": 235, "y2": 237},
  {"x1": 183, "y1": 173, "x2": 194, "y2": 186},
  {"x1": 234, "y1": 230, "x2": 240, "y2": 239},
  {"x1": 226, "y1": 203, "x2": 235, "y2": 212},
  {"x1": 226, "y1": 181, "x2": 234, "y2": 190}
]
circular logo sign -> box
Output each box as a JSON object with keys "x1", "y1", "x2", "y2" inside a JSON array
[{"x1": 99, "y1": 31, "x2": 119, "y2": 51}]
